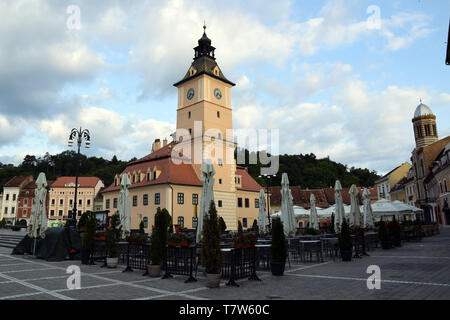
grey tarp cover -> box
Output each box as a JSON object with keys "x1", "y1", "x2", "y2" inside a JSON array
[{"x1": 12, "y1": 227, "x2": 81, "y2": 262}]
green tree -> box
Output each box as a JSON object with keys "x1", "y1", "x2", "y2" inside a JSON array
[
  {"x1": 218, "y1": 216, "x2": 227, "y2": 233},
  {"x1": 270, "y1": 217, "x2": 287, "y2": 262},
  {"x1": 201, "y1": 201, "x2": 222, "y2": 274},
  {"x1": 149, "y1": 208, "x2": 168, "y2": 265},
  {"x1": 238, "y1": 220, "x2": 243, "y2": 234},
  {"x1": 106, "y1": 213, "x2": 122, "y2": 258}
]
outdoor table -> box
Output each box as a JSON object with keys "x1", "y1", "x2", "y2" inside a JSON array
[
  {"x1": 300, "y1": 240, "x2": 323, "y2": 263},
  {"x1": 320, "y1": 237, "x2": 339, "y2": 260}
]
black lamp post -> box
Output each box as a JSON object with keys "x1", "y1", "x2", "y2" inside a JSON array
[
  {"x1": 259, "y1": 173, "x2": 277, "y2": 230},
  {"x1": 67, "y1": 127, "x2": 91, "y2": 227}
]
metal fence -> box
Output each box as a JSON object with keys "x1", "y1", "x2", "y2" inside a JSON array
[
  {"x1": 221, "y1": 247, "x2": 261, "y2": 287},
  {"x1": 162, "y1": 245, "x2": 197, "y2": 283},
  {"x1": 121, "y1": 243, "x2": 150, "y2": 274}
]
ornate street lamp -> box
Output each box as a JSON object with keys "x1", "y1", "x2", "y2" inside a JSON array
[
  {"x1": 258, "y1": 173, "x2": 277, "y2": 230},
  {"x1": 67, "y1": 127, "x2": 90, "y2": 227}
]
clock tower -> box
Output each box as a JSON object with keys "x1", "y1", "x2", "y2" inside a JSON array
[{"x1": 173, "y1": 26, "x2": 238, "y2": 229}]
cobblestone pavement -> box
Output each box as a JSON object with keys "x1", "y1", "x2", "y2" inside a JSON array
[{"x1": 1, "y1": 227, "x2": 450, "y2": 300}]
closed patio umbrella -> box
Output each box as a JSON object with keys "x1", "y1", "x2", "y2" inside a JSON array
[
  {"x1": 309, "y1": 194, "x2": 319, "y2": 230},
  {"x1": 349, "y1": 184, "x2": 362, "y2": 227},
  {"x1": 196, "y1": 160, "x2": 215, "y2": 243},
  {"x1": 362, "y1": 188, "x2": 375, "y2": 228},
  {"x1": 118, "y1": 173, "x2": 131, "y2": 237},
  {"x1": 28, "y1": 172, "x2": 48, "y2": 240},
  {"x1": 334, "y1": 180, "x2": 345, "y2": 232},
  {"x1": 257, "y1": 189, "x2": 268, "y2": 234},
  {"x1": 280, "y1": 173, "x2": 296, "y2": 237}
]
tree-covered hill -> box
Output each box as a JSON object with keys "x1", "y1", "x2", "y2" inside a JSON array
[
  {"x1": 0, "y1": 151, "x2": 128, "y2": 188},
  {"x1": 1, "y1": 149, "x2": 380, "y2": 189},
  {"x1": 235, "y1": 149, "x2": 380, "y2": 188}
]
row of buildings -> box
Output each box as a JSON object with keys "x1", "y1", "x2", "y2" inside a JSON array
[
  {"x1": 0, "y1": 176, "x2": 104, "y2": 226},
  {"x1": 374, "y1": 103, "x2": 450, "y2": 225}
]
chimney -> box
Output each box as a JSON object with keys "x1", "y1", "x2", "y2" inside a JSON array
[
  {"x1": 163, "y1": 138, "x2": 168, "y2": 147},
  {"x1": 152, "y1": 138, "x2": 161, "y2": 152}
]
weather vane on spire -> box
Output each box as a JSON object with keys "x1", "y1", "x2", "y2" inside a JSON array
[{"x1": 203, "y1": 21, "x2": 206, "y2": 31}]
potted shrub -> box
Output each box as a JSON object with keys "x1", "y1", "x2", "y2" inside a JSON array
[
  {"x1": 378, "y1": 221, "x2": 390, "y2": 249},
  {"x1": 338, "y1": 219, "x2": 353, "y2": 261},
  {"x1": 387, "y1": 217, "x2": 401, "y2": 247},
  {"x1": 148, "y1": 207, "x2": 168, "y2": 277},
  {"x1": 219, "y1": 216, "x2": 227, "y2": 234},
  {"x1": 138, "y1": 220, "x2": 145, "y2": 234},
  {"x1": 105, "y1": 213, "x2": 122, "y2": 268},
  {"x1": 233, "y1": 233, "x2": 258, "y2": 248},
  {"x1": 129, "y1": 234, "x2": 147, "y2": 245},
  {"x1": 81, "y1": 212, "x2": 97, "y2": 264},
  {"x1": 305, "y1": 228, "x2": 320, "y2": 236},
  {"x1": 270, "y1": 217, "x2": 287, "y2": 276},
  {"x1": 201, "y1": 201, "x2": 223, "y2": 288},
  {"x1": 168, "y1": 232, "x2": 191, "y2": 247}
]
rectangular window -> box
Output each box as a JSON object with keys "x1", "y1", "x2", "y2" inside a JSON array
[
  {"x1": 24, "y1": 199, "x2": 28, "y2": 205},
  {"x1": 87, "y1": 199, "x2": 91, "y2": 206},
  {"x1": 192, "y1": 193, "x2": 198, "y2": 205},
  {"x1": 143, "y1": 217, "x2": 148, "y2": 228},
  {"x1": 106, "y1": 199, "x2": 110, "y2": 209},
  {"x1": 13, "y1": 194, "x2": 16, "y2": 201},
  {"x1": 188, "y1": 111, "x2": 191, "y2": 119},
  {"x1": 178, "y1": 216, "x2": 184, "y2": 228},
  {"x1": 58, "y1": 210, "x2": 63, "y2": 216},
  {"x1": 50, "y1": 210, "x2": 55, "y2": 216},
  {"x1": 177, "y1": 193, "x2": 184, "y2": 204},
  {"x1": 143, "y1": 194, "x2": 148, "y2": 206},
  {"x1": 11, "y1": 207, "x2": 15, "y2": 214},
  {"x1": 242, "y1": 218, "x2": 247, "y2": 228},
  {"x1": 52, "y1": 199, "x2": 55, "y2": 205},
  {"x1": 217, "y1": 111, "x2": 220, "y2": 118},
  {"x1": 238, "y1": 198, "x2": 242, "y2": 208},
  {"x1": 153, "y1": 171, "x2": 157, "y2": 180},
  {"x1": 5, "y1": 194, "x2": 9, "y2": 201},
  {"x1": 255, "y1": 199, "x2": 259, "y2": 208},
  {"x1": 79, "y1": 199, "x2": 82, "y2": 205},
  {"x1": 155, "y1": 193, "x2": 160, "y2": 205},
  {"x1": 218, "y1": 200, "x2": 222, "y2": 208},
  {"x1": 133, "y1": 195, "x2": 137, "y2": 207},
  {"x1": 113, "y1": 198, "x2": 118, "y2": 208},
  {"x1": 4, "y1": 207, "x2": 7, "y2": 214},
  {"x1": 23, "y1": 209, "x2": 27, "y2": 216},
  {"x1": 245, "y1": 198, "x2": 249, "y2": 208},
  {"x1": 69, "y1": 199, "x2": 73, "y2": 206},
  {"x1": 60, "y1": 199, "x2": 63, "y2": 205}
]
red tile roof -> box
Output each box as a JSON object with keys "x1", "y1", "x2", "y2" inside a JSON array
[
  {"x1": 51, "y1": 177, "x2": 102, "y2": 188},
  {"x1": 268, "y1": 185, "x2": 377, "y2": 207},
  {"x1": 236, "y1": 167, "x2": 262, "y2": 192},
  {"x1": 4, "y1": 176, "x2": 33, "y2": 188},
  {"x1": 101, "y1": 143, "x2": 202, "y2": 193}
]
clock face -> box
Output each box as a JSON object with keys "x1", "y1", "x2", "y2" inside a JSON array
[
  {"x1": 187, "y1": 88, "x2": 195, "y2": 100},
  {"x1": 214, "y1": 88, "x2": 222, "y2": 100}
]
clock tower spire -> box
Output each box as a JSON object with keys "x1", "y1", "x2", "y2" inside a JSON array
[{"x1": 173, "y1": 27, "x2": 238, "y2": 230}]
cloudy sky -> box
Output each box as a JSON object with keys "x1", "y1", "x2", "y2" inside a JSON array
[{"x1": 0, "y1": 0, "x2": 449, "y2": 175}]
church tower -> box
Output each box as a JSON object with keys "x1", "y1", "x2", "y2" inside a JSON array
[
  {"x1": 173, "y1": 26, "x2": 238, "y2": 230},
  {"x1": 412, "y1": 102, "x2": 438, "y2": 149}
]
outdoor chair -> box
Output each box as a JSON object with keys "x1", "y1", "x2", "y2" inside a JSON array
[
  {"x1": 300, "y1": 240, "x2": 323, "y2": 263},
  {"x1": 320, "y1": 238, "x2": 339, "y2": 260}
]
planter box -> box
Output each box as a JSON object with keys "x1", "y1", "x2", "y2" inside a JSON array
[
  {"x1": 168, "y1": 241, "x2": 190, "y2": 247},
  {"x1": 233, "y1": 243, "x2": 256, "y2": 249},
  {"x1": 340, "y1": 249, "x2": 352, "y2": 261},
  {"x1": 270, "y1": 261, "x2": 285, "y2": 276}
]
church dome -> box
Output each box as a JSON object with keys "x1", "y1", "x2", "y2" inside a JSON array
[{"x1": 414, "y1": 103, "x2": 433, "y2": 118}]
